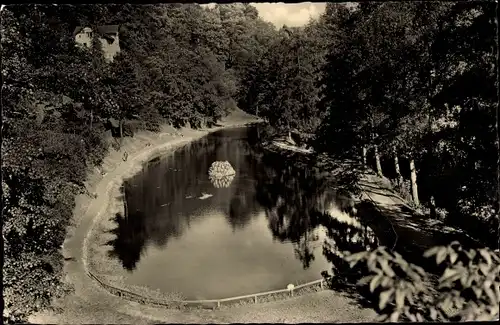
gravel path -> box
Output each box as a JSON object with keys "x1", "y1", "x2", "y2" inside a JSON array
[{"x1": 30, "y1": 290, "x2": 376, "y2": 324}]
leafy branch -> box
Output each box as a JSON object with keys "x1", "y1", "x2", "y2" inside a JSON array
[{"x1": 342, "y1": 242, "x2": 500, "y2": 322}]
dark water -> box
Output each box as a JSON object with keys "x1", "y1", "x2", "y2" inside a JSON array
[{"x1": 107, "y1": 126, "x2": 379, "y2": 300}]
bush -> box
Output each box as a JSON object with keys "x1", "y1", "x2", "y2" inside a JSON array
[
  {"x1": 435, "y1": 207, "x2": 449, "y2": 221},
  {"x1": 2, "y1": 119, "x2": 109, "y2": 323},
  {"x1": 122, "y1": 122, "x2": 136, "y2": 137},
  {"x1": 339, "y1": 242, "x2": 500, "y2": 322},
  {"x1": 141, "y1": 112, "x2": 163, "y2": 132},
  {"x1": 80, "y1": 127, "x2": 109, "y2": 166},
  {"x1": 393, "y1": 179, "x2": 412, "y2": 204},
  {"x1": 3, "y1": 251, "x2": 73, "y2": 324}
]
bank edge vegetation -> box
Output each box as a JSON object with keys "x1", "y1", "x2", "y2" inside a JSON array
[{"x1": 1, "y1": 3, "x2": 499, "y2": 323}]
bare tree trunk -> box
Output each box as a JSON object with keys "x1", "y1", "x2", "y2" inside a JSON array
[
  {"x1": 409, "y1": 158, "x2": 420, "y2": 207},
  {"x1": 430, "y1": 196, "x2": 437, "y2": 219},
  {"x1": 90, "y1": 109, "x2": 93, "y2": 130},
  {"x1": 362, "y1": 145, "x2": 367, "y2": 165},
  {"x1": 119, "y1": 119, "x2": 123, "y2": 147},
  {"x1": 393, "y1": 146, "x2": 403, "y2": 186},
  {"x1": 374, "y1": 145, "x2": 383, "y2": 177}
]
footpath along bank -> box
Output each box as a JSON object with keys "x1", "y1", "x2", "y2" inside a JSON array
[
  {"x1": 29, "y1": 112, "x2": 377, "y2": 324},
  {"x1": 265, "y1": 141, "x2": 484, "y2": 268}
]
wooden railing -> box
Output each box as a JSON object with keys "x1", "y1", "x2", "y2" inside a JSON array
[{"x1": 87, "y1": 270, "x2": 326, "y2": 309}]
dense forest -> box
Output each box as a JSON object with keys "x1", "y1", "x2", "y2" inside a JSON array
[{"x1": 2, "y1": 2, "x2": 498, "y2": 323}]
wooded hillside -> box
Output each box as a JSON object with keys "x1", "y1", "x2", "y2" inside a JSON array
[
  {"x1": 2, "y1": 3, "x2": 498, "y2": 323},
  {"x1": 2, "y1": 4, "x2": 279, "y2": 322}
]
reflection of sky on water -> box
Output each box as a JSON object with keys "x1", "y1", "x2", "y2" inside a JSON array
[
  {"x1": 122, "y1": 210, "x2": 330, "y2": 299},
  {"x1": 322, "y1": 204, "x2": 378, "y2": 262}
]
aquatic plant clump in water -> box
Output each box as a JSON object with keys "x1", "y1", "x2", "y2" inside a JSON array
[
  {"x1": 209, "y1": 174, "x2": 235, "y2": 188},
  {"x1": 208, "y1": 161, "x2": 236, "y2": 178},
  {"x1": 208, "y1": 161, "x2": 236, "y2": 188}
]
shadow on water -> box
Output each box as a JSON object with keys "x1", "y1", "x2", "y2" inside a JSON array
[
  {"x1": 104, "y1": 126, "x2": 387, "y2": 298},
  {"x1": 106, "y1": 212, "x2": 147, "y2": 271},
  {"x1": 253, "y1": 150, "x2": 328, "y2": 269},
  {"x1": 251, "y1": 145, "x2": 379, "y2": 269},
  {"x1": 106, "y1": 129, "x2": 264, "y2": 271}
]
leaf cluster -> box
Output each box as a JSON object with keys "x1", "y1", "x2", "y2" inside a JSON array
[{"x1": 342, "y1": 242, "x2": 500, "y2": 322}]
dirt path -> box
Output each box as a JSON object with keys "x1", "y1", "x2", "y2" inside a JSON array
[
  {"x1": 356, "y1": 172, "x2": 483, "y2": 261},
  {"x1": 29, "y1": 113, "x2": 377, "y2": 324},
  {"x1": 30, "y1": 290, "x2": 376, "y2": 324}
]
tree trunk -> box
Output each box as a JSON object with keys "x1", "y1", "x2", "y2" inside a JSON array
[
  {"x1": 409, "y1": 159, "x2": 420, "y2": 206},
  {"x1": 288, "y1": 130, "x2": 293, "y2": 144},
  {"x1": 497, "y1": 78, "x2": 500, "y2": 216},
  {"x1": 430, "y1": 196, "x2": 436, "y2": 219},
  {"x1": 90, "y1": 109, "x2": 93, "y2": 130},
  {"x1": 495, "y1": 41, "x2": 500, "y2": 213},
  {"x1": 362, "y1": 145, "x2": 367, "y2": 165},
  {"x1": 119, "y1": 119, "x2": 123, "y2": 147},
  {"x1": 374, "y1": 145, "x2": 383, "y2": 177},
  {"x1": 393, "y1": 146, "x2": 403, "y2": 186}
]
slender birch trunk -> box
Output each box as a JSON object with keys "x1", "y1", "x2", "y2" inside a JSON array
[
  {"x1": 362, "y1": 145, "x2": 367, "y2": 165},
  {"x1": 374, "y1": 145, "x2": 383, "y2": 177},
  {"x1": 393, "y1": 146, "x2": 403, "y2": 187},
  {"x1": 409, "y1": 158, "x2": 420, "y2": 206},
  {"x1": 119, "y1": 119, "x2": 123, "y2": 147}
]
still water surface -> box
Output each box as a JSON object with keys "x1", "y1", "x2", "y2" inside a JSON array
[{"x1": 107, "y1": 126, "x2": 378, "y2": 299}]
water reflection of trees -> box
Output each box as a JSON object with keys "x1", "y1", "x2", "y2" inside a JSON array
[
  {"x1": 254, "y1": 149, "x2": 380, "y2": 272},
  {"x1": 106, "y1": 128, "x2": 264, "y2": 270},
  {"x1": 106, "y1": 125, "x2": 383, "y2": 275},
  {"x1": 106, "y1": 212, "x2": 147, "y2": 271},
  {"x1": 253, "y1": 150, "x2": 331, "y2": 269},
  {"x1": 226, "y1": 182, "x2": 260, "y2": 231},
  {"x1": 318, "y1": 205, "x2": 379, "y2": 289}
]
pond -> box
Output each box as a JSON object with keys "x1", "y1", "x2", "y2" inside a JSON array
[{"x1": 106, "y1": 126, "x2": 380, "y2": 300}]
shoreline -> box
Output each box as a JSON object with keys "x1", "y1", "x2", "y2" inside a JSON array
[
  {"x1": 78, "y1": 118, "x2": 262, "y2": 295},
  {"x1": 29, "y1": 114, "x2": 377, "y2": 324},
  {"x1": 84, "y1": 120, "x2": 326, "y2": 306}
]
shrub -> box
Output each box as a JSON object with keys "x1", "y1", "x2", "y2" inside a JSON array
[
  {"x1": 339, "y1": 242, "x2": 500, "y2": 322},
  {"x1": 122, "y1": 122, "x2": 136, "y2": 137},
  {"x1": 435, "y1": 207, "x2": 449, "y2": 221},
  {"x1": 2, "y1": 120, "x2": 108, "y2": 323},
  {"x1": 81, "y1": 127, "x2": 109, "y2": 166},
  {"x1": 393, "y1": 179, "x2": 412, "y2": 203}
]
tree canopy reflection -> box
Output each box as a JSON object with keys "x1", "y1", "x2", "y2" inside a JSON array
[
  {"x1": 106, "y1": 128, "x2": 263, "y2": 270},
  {"x1": 253, "y1": 148, "x2": 380, "y2": 270},
  {"x1": 106, "y1": 126, "x2": 381, "y2": 275}
]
